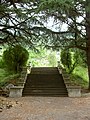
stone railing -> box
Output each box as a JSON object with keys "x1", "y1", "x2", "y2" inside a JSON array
[
  {"x1": 17, "y1": 66, "x2": 30, "y2": 86},
  {"x1": 9, "y1": 86, "x2": 24, "y2": 97},
  {"x1": 58, "y1": 65, "x2": 81, "y2": 97},
  {"x1": 66, "y1": 85, "x2": 81, "y2": 97},
  {"x1": 9, "y1": 66, "x2": 31, "y2": 97}
]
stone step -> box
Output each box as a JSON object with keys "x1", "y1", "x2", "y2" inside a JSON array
[
  {"x1": 31, "y1": 67, "x2": 58, "y2": 70},
  {"x1": 27, "y1": 75, "x2": 63, "y2": 79},
  {"x1": 22, "y1": 67, "x2": 68, "y2": 97},
  {"x1": 25, "y1": 80, "x2": 65, "y2": 83},
  {"x1": 24, "y1": 84, "x2": 66, "y2": 87},
  {"x1": 30, "y1": 67, "x2": 59, "y2": 74},
  {"x1": 22, "y1": 93, "x2": 68, "y2": 97},
  {"x1": 25, "y1": 87, "x2": 66, "y2": 91},
  {"x1": 25, "y1": 80, "x2": 65, "y2": 84},
  {"x1": 30, "y1": 71, "x2": 59, "y2": 73},
  {"x1": 23, "y1": 90, "x2": 68, "y2": 94},
  {"x1": 27, "y1": 74, "x2": 63, "y2": 77},
  {"x1": 22, "y1": 91, "x2": 68, "y2": 96},
  {"x1": 22, "y1": 91, "x2": 68, "y2": 94},
  {"x1": 25, "y1": 81, "x2": 65, "y2": 84}
]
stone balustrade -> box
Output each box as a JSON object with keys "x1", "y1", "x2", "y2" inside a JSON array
[
  {"x1": 66, "y1": 85, "x2": 81, "y2": 97},
  {"x1": 9, "y1": 86, "x2": 24, "y2": 97},
  {"x1": 9, "y1": 66, "x2": 31, "y2": 97},
  {"x1": 58, "y1": 66, "x2": 81, "y2": 97}
]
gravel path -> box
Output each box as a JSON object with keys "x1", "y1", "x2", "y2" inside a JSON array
[{"x1": 0, "y1": 97, "x2": 90, "y2": 120}]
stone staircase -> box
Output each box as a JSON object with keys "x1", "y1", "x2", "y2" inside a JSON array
[{"x1": 22, "y1": 67, "x2": 68, "y2": 97}]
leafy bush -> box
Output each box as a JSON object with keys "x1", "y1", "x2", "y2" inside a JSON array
[
  {"x1": 70, "y1": 73, "x2": 88, "y2": 89},
  {"x1": 2, "y1": 73, "x2": 20, "y2": 86},
  {"x1": 0, "y1": 58, "x2": 5, "y2": 68},
  {"x1": 3, "y1": 45, "x2": 29, "y2": 73},
  {"x1": 61, "y1": 49, "x2": 72, "y2": 73},
  {"x1": 61, "y1": 49, "x2": 78, "y2": 73}
]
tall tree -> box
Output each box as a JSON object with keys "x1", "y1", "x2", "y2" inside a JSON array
[
  {"x1": 37, "y1": 0, "x2": 90, "y2": 89},
  {"x1": 86, "y1": 0, "x2": 90, "y2": 89},
  {"x1": 1, "y1": 0, "x2": 90, "y2": 89}
]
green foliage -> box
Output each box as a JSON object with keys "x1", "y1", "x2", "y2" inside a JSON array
[
  {"x1": 28, "y1": 47, "x2": 57, "y2": 67},
  {"x1": 48, "y1": 52, "x2": 57, "y2": 67},
  {"x1": 0, "y1": 58, "x2": 5, "y2": 68},
  {"x1": 3, "y1": 45, "x2": 29, "y2": 73},
  {"x1": 0, "y1": 68, "x2": 20, "y2": 87},
  {"x1": 61, "y1": 48, "x2": 87, "y2": 73},
  {"x1": 61, "y1": 49, "x2": 72, "y2": 73},
  {"x1": 39, "y1": 0, "x2": 73, "y2": 10},
  {"x1": 29, "y1": 47, "x2": 47, "y2": 67},
  {"x1": 70, "y1": 66, "x2": 89, "y2": 88},
  {"x1": 74, "y1": 66, "x2": 89, "y2": 82},
  {"x1": 0, "y1": 0, "x2": 89, "y2": 89},
  {"x1": 76, "y1": 49, "x2": 87, "y2": 67},
  {"x1": 61, "y1": 49, "x2": 79, "y2": 73}
]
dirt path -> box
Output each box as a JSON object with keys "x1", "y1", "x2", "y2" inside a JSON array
[{"x1": 0, "y1": 97, "x2": 90, "y2": 120}]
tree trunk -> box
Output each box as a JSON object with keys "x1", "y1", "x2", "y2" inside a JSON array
[
  {"x1": 86, "y1": 48, "x2": 90, "y2": 90},
  {"x1": 86, "y1": 0, "x2": 90, "y2": 90}
]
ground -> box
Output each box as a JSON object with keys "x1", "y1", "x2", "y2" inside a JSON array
[{"x1": 0, "y1": 96, "x2": 90, "y2": 120}]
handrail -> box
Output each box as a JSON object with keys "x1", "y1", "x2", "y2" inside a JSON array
[{"x1": 18, "y1": 66, "x2": 31, "y2": 86}]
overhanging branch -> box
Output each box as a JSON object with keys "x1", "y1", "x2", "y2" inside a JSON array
[{"x1": 45, "y1": 44, "x2": 86, "y2": 51}]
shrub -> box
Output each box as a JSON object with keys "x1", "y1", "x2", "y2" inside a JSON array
[
  {"x1": 61, "y1": 49, "x2": 72, "y2": 72},
  {"x1": 0, "y1": 58, "x2": 5, "y2": 68},
  {"x1": 61, "y1": 49, "x2": 78, "y2": 73},
  {"x1": 3, "y1": 45, "x2": 29, "y2": 73}
]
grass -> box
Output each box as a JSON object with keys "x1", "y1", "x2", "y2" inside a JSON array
[
  {"x1": 70, "y1": 66, "x2": 89, "y2": 89},
  {"x1": 73, "y1": 66, "x2": 89, "y2": 82},
  {"x1": 0, "y1": 68, "x2": 20, "y2": 87}
]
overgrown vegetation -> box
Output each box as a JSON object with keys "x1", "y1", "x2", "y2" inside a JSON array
[
  {"x1": 60, "y1": 49, "x2": 88, "y2": 88},
  {"x1": 0, "y1": 58, "x2": 5, "y2": 68},
  {"x1": 0, "y1": 45, "x2": 89, "y2": 89},
  {"x1": 0, "y1": 68, "x2": 20, "y2": 87},
  {"x1": 3, "y1": 45, "x2": 29, "y2": 73},
  {"x1": 69, "y1": 66, "x2": 89, "y2": 89},
  {"x1": 61, "y1": 49, "x2": 86, "y2": 74},
  {"x1": 0, "y1": 45, "x2": 29, "y2": 87},
  {"x1": 0, "y1": 0, "x2": 90, "y2": 89},
  {"x1": 61, "y1": 49, "x2": 73, "y2": 73}
]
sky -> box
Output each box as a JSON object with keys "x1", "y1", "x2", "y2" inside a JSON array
[{"x1": 44, "y1": 16, "x2": 84, "y2": 32}]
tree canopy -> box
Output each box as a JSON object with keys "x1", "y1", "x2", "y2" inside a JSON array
[
  {"x1": 0, "y1": 0, "x2": 88, "y2": 48},
  {"x1": 0, "y1": 0, "x2": 88, "y2": 50},
  {"x1": 1, "y1": 0, "x2": 90, "y2": 89},
  {"x1": 0, "y1": 0, "x2": 43, "y2": 47}
]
